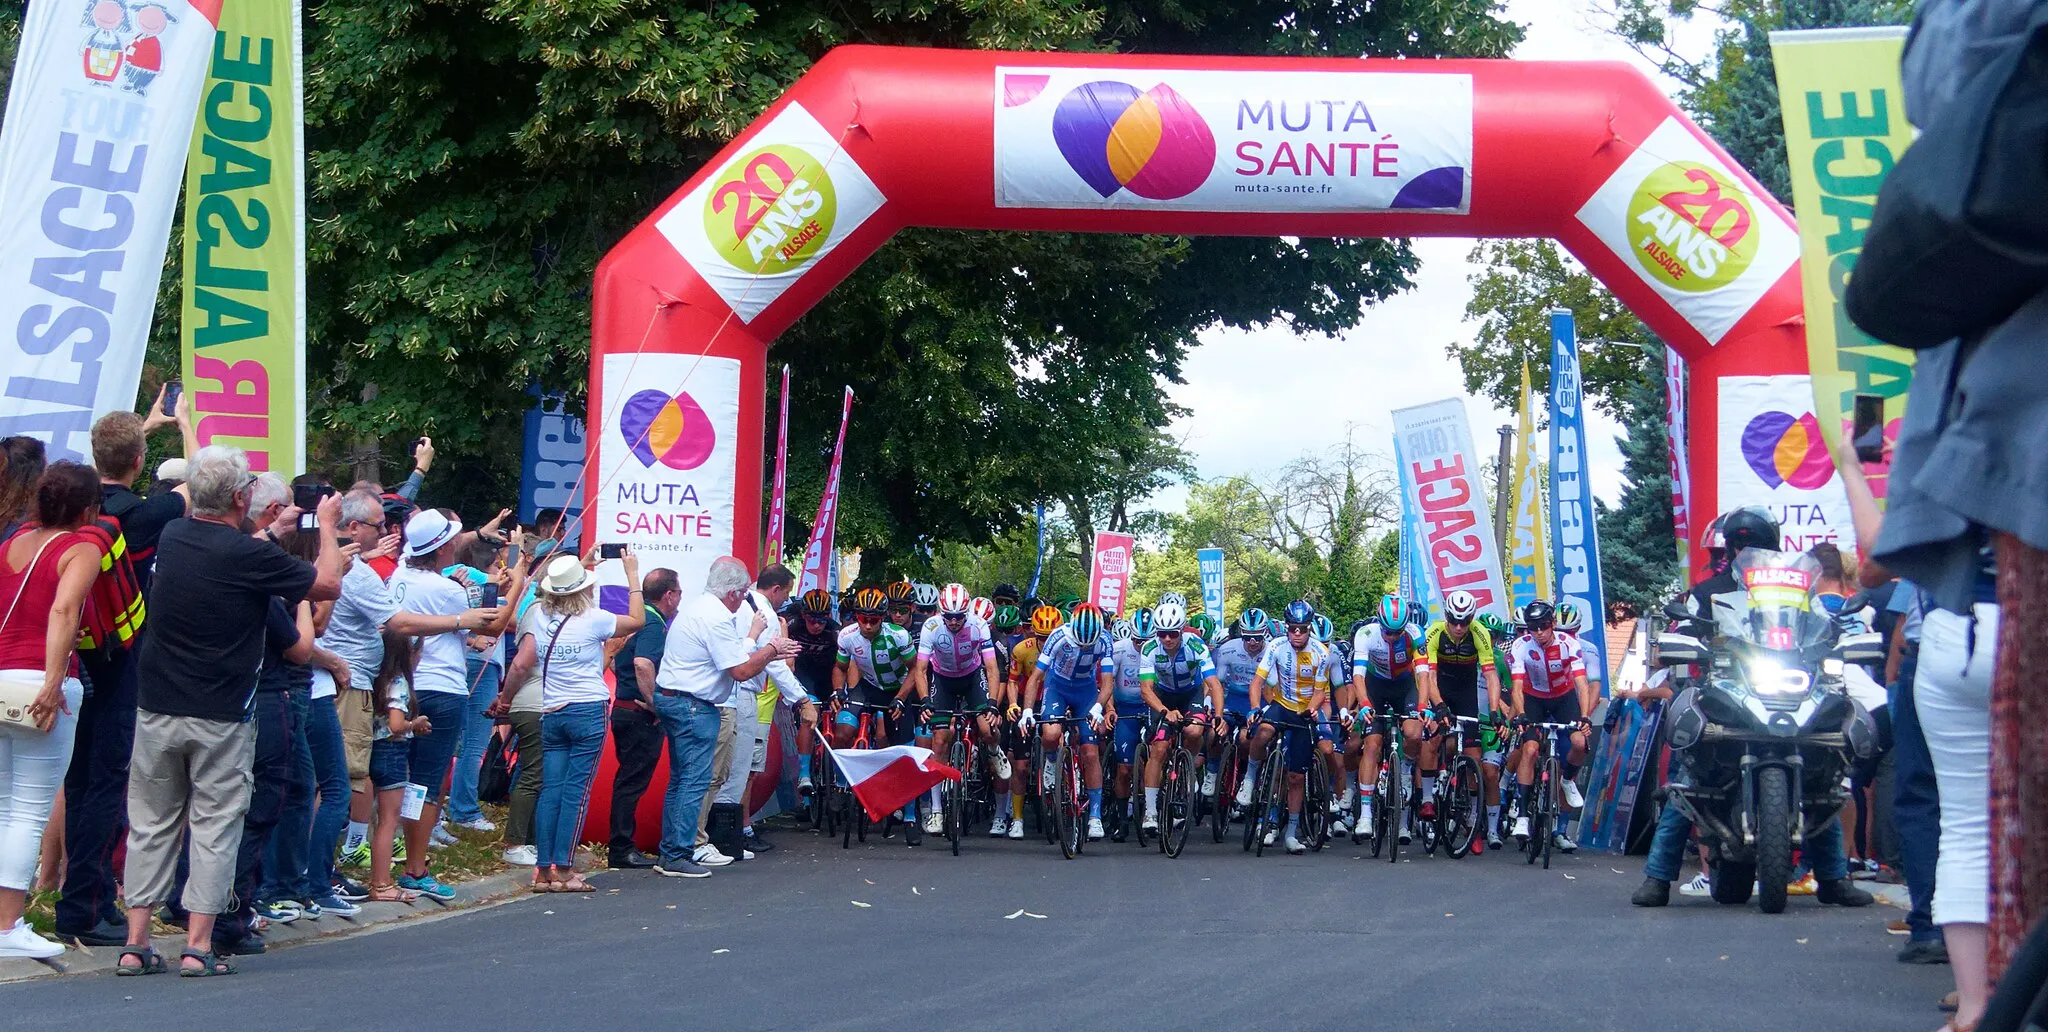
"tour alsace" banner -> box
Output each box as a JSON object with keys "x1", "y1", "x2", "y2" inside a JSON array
[{"x1": 1390, "y1": 397, "x2": 1509, "y2": 623}]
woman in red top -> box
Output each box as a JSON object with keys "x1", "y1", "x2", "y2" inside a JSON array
[{"x1": 0, "y1": 463, "x2": 105, "y2": 961}]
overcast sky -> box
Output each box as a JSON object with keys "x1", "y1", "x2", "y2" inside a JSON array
[{"x1": 1149, "y1": 0, "x2": 1722, "y2": 518}]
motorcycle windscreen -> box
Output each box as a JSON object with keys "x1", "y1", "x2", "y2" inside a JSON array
[{"x1": 1721, "y1": 549, "x2": 1834, "y2": 652}]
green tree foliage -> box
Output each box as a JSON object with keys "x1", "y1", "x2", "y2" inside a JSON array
[
  {"x1": 1456, "y1": 239, "x2": 1657, "y2": 418},
  {"x1": 1594, "y1": 342, "x2": 1684, "y2": 613}
]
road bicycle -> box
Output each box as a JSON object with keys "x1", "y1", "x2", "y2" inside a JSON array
[
  {"x1": 1147, "y1": 710, "x2": 1211, "y2": 858},
  {"x1": 1243, "y1": 712, "x2": 1333, "y2": 856},
  {"x1": 1517, "y1": 719, "x2": 1581, "y2": 870},
  {"x1": 828, "y1": 699, "x2": 900, "y2": 850},
  {"x1": 1419, "y1": 714, "x2": 1485, "y2": 859},
  {"x1": 926, "y1": 706, "x2": 998, "y2": 857},
  {"x1": 1363, "y1": 707, "x2": 1425, "y2": 863},
  {"x1": 1209, "y1": 713, "x2": 1248, "y2": 844},
  {"x1": 1038, "y1": 714, "x2": 1097, "y2": 859}
]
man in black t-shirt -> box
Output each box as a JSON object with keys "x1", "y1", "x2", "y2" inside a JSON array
[
  {"x1": 117, "y1": 445, "x2": 343, "y2": 975},
  {"x1": 607, "y1": 568, "x2": 679, "y2": 868}
]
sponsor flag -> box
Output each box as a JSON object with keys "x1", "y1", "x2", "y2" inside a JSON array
[
  {"x1": 822, "y1": 741, "x2": 961, "y2": 822},
  {"x1": 0, "y1": 0, "x2": 221, "y2": 460},
  {"x1": 765, "y1": 365, "x2": 791, "y2": 563},
  {"x1": 798, "y1": 387, "x2": 853, "y2": 595},
  {"x1": 1028, "y1": 500, "x2": 1047, "y2": 598},
  {"x1": 1716, "y1": 375, "x2": 1854, "y2": 553},
  {"x1": 1665, "y1": 349, "x2": 1692, "y2": 565},
  {"x1": 1392, "y1": 399, "x2": 1508, "y2": 623},
  {"x1": 1087, "y1": 531, "x2": 1136, "y2": 616},
  {"x1": 519, "y1": 389, "x2": 585, "y2": 525},
  {"x1": 1508, "y1": 362, "x2": 1552, "y2": 612},
  {"x1": 179, "y1": 0, "x2": 304, "y2": 473},
  {"x1": 1549, "y1": 310, "x2": 1609, "y2": 691},
  {"x1": 592, "y1": 353, "x2": 742, "y2": 597},
  {"x1": 1771, "y1": 27, "x2": 1914, "y2": 505},
  {"x1": 1393, "y1": 435, "x2": 1435, "y2": 617},
  {"x1": 1196, "y1": 547, "x2": 1226, "y2": 618}
]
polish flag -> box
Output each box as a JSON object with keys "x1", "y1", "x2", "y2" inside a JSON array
[{"x1": 824, "y1": 744, "x2": 960, "y2": 822}]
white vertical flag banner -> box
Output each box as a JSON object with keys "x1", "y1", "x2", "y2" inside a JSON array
[
  {"x1": 0, "y1": 0, "x2": 223, "y2": 460},
  {"x1": 1390, "y1": 397, "x2": 1511, "y2": 622}
]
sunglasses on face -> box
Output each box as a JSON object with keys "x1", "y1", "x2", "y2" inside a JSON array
[
  {"x1": 1286, "y1": 625, "x2": 1311, "y2": 635},
  {"x1": 1448, "y1": 617, "x2": 1471, "y2": 628},
  {"x1": 942, "y1": 613, "x2": 967, "y2": 624}
]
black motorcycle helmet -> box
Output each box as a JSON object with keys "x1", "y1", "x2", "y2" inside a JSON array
[
  {"x1": 1719, "y1": 505, "x2": 1781, "y2": 555},
  {"x1": 1522, "y1": 599, "x2": 1556, "y2": 630},
  {"x1": 992, "y1": 582, "x2": 1021, "y2": 605}
]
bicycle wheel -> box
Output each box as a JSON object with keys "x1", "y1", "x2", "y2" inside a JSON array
[
  {"x1": 1305, "y1": 757, "x2": 1331, "y2": 852},
  {"x1": 947, "y1": 738, "x2": 968, "y2": 856},
  {"x1": 1212, "y1": 732, "x2": 1237, "y2": 844},
  {"x1": 1255, "y1": 747, "x2": 1287, "y2": 857},
  {"x1": 1164, "y1": 748, "x2": 1196, "y2": 858},
  {"x1": 1540, "y1": 755, "x2": 1560, "y2": 870},
  {"x1": 1034, "y1": 737, "x2": 1058, "y2": 845},
  {"x1": 1443, "y1": 755, "x2": 1482, "y2": 859},
  {"x1": 1384, "y1": 744, "x2": 1404, "y2": 865},
  {"x1": 1056, "y1": 739, "x2": 1082, "y2": 859}
]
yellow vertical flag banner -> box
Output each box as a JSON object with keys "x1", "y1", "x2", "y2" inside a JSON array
[
  {"x1": 180, "y1": 0, "x2": 305, "y2": 475},
  {"x1": 1769, "y1": 26, "x2": 1914, "y2": 504},
  {"x1": 1507, "y1": 362, "x2": 1553, "y2": 610}
]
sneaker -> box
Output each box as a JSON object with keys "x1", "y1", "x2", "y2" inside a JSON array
[
  {"x1": 454, "y1": 816, "x2": 499, "y2": 833},
  {"x1": 654, "y1": 861, "x2": 713, "y2": 879},
  {"x1": 1359, "y1": 804, "x2": 1375, "y2": 830},
  {"x1": 1284, "y1": 833, "x2": 1305, "y2": 855},
  {"x1": 332, "y1": 877, "x2": 370, "y2": 902},
  {"x1": 1329, "y1": 796, "x2": 1346, "y2": 815},
  {"x1": 1470, "y1": 837, "x2": 1484, "y2": 855},
  {"x1": 1338, "y1": 788, "x2": 1356, "y2": 813},
  {"x1": 311, "y1": 894, "x2": 362, "y2": 918},
  {"x1": 430, "y1": 823, "x2": 456, "y2": 849},
  {"x1": 923, "y1": 811, "x2": 945, "y2": 835},
  {"x1": 989, "y1": 814, "x2": 1009, "y2": 837},
  {"x1": 1007, "y1": 819, "x2": 1025, "y2": 840},
  {"x1": 0, "y1": 919, "x2": 64, "y2": 960},
  {"x1": 1562, "y1": 779, "x2": 1585, "y2": 810},
  {"x1": 500, "y1": 844, "x2": 537, "y2": 866},
  {"x1": 1141, "y1": 813, "x2": 1159, "y2": 833},
  {"x1": 1787, "y1": 873, "x2": 1819, "y2": 896},
  {"x1": 1330, "y1": 819, "x2": 1349, "y2": 837},
  {"x1": 297, "y1": 899, "x2": 324, "y2": 920},
  {"x1": 396, "y1": 873, "x2": 456, "y2": 901},
  {"x1": 254, "y1": 900, "x2": 302, "y2": 924},
  {"x1": 1679, "y1": 873, "x2": 1711, "y2": 897},
  {"x1": 338, "y1": 842, "x2": 371, "y2": 868},
  {"x1": 1200, "y1": 770, "x2": 1217, "y2": 797},
  {"x1": 1087, "y1": 817, "x2": 1106, "y2": 841},
  {"x1": 1885, "y1": 919, "x2": 1913, "y2": 936},
  {"x1": 905, "y1": 820, "x2": 923, "y2": 847},
  {"x1": 1398, "y1": 827, "x2": 1412, "y2": 845},
  {"x1": 740, "y1": 849, "x2": 757, "y2": 860},
  {"x1": 1486, "y1": 831, "x2": 1504, "y2": 850},
  {"x1": 692, "y1": 844, "x2": 734, "y2": 867},
  {"x1": 1262, "y1": 828, "x2": 1277, "y2": 847},
  {"x1": 796, "y1": 775, "x2": 814, "y2": 793},
  {"x1": 1234, "y1": 778, "x2": 1254, "y2": 808},
  {"x1": 1815, "y1": 879, "x2": 1874, "y2": 907},
  {"x1": 989, "y1": 750, "x2": 1014, "y2": 781},
  {"x1": 1630, "y1": 877, "x2": 1672, "y2": 907},
  {"x1": 390, "y1": 837, "x2": 407, "y2": 862},
  {"x1": 1511, "y1": 816, "x2": 1530, "y2": 841},
  {"x1": 1552, "y1": 832, "x2": 1577, "y2": 853}
]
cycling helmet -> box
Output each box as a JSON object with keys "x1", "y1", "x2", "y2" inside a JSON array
[
  {"x1": 800, "y1": 589, "x2": 833, "y2": 616},
  {"x1": 1188, "y1": 613, "x2": 1219, "y2": 643},
  {"x1": 912, "y1": 582, "x2": 940, "y2": 609},
  {"x1": 885, "y1": 580, "x2": 916, "y2": 604},
  {"x1": 1478, "y1": 613, "x2": 1508, "y2": 637},
  {"x1": 1522, "y1": 598, "x2": 1557, "y2": 630},
  {"x1": 1238, "y1": 607, "x2": 1270, "y2": 638},
  {"x1": 1555, "y1": 601, "x2": 1584, "y2": 632},
  {"x1": 1282, "y1": 599, "x2": 1316, "y2": 628},
  {"x1": 1377, "y1": 594, "x2": 1413, "y2": 631},
  {"x1": 1159, "y1": 591, "x2": 1188, "y2": 609},
  {"x1": 1700, "y1": 512, "x2": 1726, "y2": 552},
  {"x1": 992, "y1": 582, "x2": 1021, "y2": 604},
  {"x1": 1718, "y1": 505, "x2": 1781, "y2": 554},
  {"x1": 967, "y1": 596, "x2": 996, "y2": 623},
  {"x1": 1020, "y1": 595, "x2": 1044, "y2": 614},
  {"x1": 1111, "y1": 618, "x2": 1134, "y2": 643},
  {"x1": 1153, "y1": 600, "x2": 1187, "y2": 632},
  {"x1": 937, "y1": 582, "x2": 971, "y2": 616},
  {"x1": 1311, "y1": 614, "x2": 1335, "y2": 643},
  {"x1": 1029, "y1": 604, "x2": 1064, "y2": 637},
  {"x1": 1443, "y1": 590, "x2": 1478, "y2": 622},
  {"x1": 993, "y1": 604, "x2": 1022, "y2": 630},
  {"x1": 1068, "y1": 604, "x2": 1105, "y2": 646},
  {"x1": 853, "y1": 587, "x2": 890, "y2": 615},
  {"x1": 1129, "y1": 607, "x2": 1156, "y2": 639}
]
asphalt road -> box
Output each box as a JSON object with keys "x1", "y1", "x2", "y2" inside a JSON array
[{"x1": 2, "y1": 818, "x2": 1948, "y2": 1031}]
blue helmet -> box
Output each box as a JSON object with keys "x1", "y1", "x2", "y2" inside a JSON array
[
  {"x1": 1238, "y1": 607, "x2": 1270, "y2": 638},
  {"x1": 1129, "y1": 606, "x2": 1156, "y2": 639},
  {"x1": 1067, "y1": 603, "x2": 1105, "y2": 646},
  {"x1": 1311, "y1": 614, "x2": 1334, "y2": 643},
  {"x1": 1283, "y1": 599, "x2": 1316, "y2": 628},
  {"x1": 1378, "y1": 594, "x2": 1414, "y2": 631}
]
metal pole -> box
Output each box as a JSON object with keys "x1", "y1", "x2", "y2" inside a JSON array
[{"x1": 1494, "y1": 424, "x2": 1515, "y2": 582}]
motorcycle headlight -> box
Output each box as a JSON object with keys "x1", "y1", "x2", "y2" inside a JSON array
[{"x1": 1746, "y1": 658, "x2": 1812, "y2": 697}]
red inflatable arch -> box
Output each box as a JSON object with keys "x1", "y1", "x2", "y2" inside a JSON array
[{"x1": 577, "y1": 46, "x2": 1808, "y2": 846}]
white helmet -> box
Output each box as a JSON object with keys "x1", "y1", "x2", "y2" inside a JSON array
[
  {"x1": 1111, "y1": 618, "x2": 1135, "y2": 643},
  {"x1": 911, "y1": 582, "x2": 940, "y2": 608},
  {"x1": 1444, "y1": 590, "x2": 1478, "y2": 622},
  {"x1": 1154, "y1": 599, "x2": 1188, "y2": 632}
]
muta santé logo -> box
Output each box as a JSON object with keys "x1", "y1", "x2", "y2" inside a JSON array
[
  {"x1": 620, "y1": 389, "x2": 716, "y2": 471},
  {"x1": 1741, "y1": 410, "x2": 1833, "y2": 491},
  {"x1": 1626, "y1": 161, "x2": 1758, "y2": 292},
  {"x1": 1053, "y1": 81, "x2": 1216, "y2": 200},
  {"x1": 701, "y1": 143, "x2": 837, "y2": 275}
]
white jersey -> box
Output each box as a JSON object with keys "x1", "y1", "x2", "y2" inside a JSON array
[{"x1": 916, "y1": 614, "x2": 996, "y2": 679}]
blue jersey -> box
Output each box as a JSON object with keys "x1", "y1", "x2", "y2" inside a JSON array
[
  {"x1": 1140, "y1": 637, "x2": 1216, "y2": 698},
  {"x1": 1035, "y1": 626, "x2": 1115, "y2": 697},
  {"x1": 1111, "y1": 639, "x2": 1151, "y2": 705},
  {"x1": 1213, "y1": 638, "x2": 1264, "y2": 701}
]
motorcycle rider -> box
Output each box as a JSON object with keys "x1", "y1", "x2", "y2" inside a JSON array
[{"x1": 1630, "y1": 507, "x2": 1874, "y2": 908}]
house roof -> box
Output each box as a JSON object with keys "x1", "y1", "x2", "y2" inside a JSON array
[{"x1": 1606, "y1": 618, "x2": 1638, "y2": 681}]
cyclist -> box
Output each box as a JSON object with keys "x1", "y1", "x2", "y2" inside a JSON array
[
  {"x1": 833, "y1": 586, "x2": 925, "y2": 844},
  {"x1": 1477, "y1": 611, "x2": 1516, "y2": 846},
  {"x1": 1555, "y1": 601, "x2": 1584, "y2": 640},
  {"x1": 1239, "y1": 600, "x2": 1333, "y2": 854},
  {"x1": 884, "y1": 581, "x2": 918, "y2": 642},
  {"x1": 1208, "y1": 607, "x2": 1269, "y2": 796},
  {"x1": 1107, "y1": 617, "x2": 1149, "y2": 839},
  {"x1": 1505, "y1": 599, "x2": 1594, "y2": 852},
  {"x1": 1351, "y1": 595, "x2": 1425, "y2": 843},
  {"x1": 910, "y1": 582, "x2": 941, "y2": 643},
  {"x1": 788, "y1": 588, "x2": 841, "y2": 793},
  {"x1": 1020, "y1": 603, "x2": 1118, "y2": 841},
  {"x1": 994, "y1": 604, "x2": 1062, "y2": 839},
  {"x1": 1136, "y1": 600, "x2": 1222, "y2": 833},
  {"x1": 1416, "y1": 590, "x2": 1505, "y2": 853},
  {"x1": 910, "y1": 584, "x2": 1010, "y2": 837},
  {"x1": 1308, "y1": 615, "x2": 1354, "y2": 833},
  {"x1": 991, "y1": 582, "x2": 1022, "y2": 609}
]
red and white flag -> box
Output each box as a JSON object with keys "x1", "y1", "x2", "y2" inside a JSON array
[
  {"x1": 764, "y1": 365, "x2": 791, "y2": 564},
  {"x1": 1087, "y1": 531, "x2": 1136, "y2": 616},
  {"x1": 823, "y1": 743, "x2": 960, "y2": 822}
]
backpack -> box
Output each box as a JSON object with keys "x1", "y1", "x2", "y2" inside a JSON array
[{"x1": 73, "y1": 517, "x2": 145, "y2": 652}]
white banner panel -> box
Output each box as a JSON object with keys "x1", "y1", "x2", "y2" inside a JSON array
[
  {"x1": 994, "y1": 67, "x2": 1472, "y2": 213},
  {"x1": 1716, "y1": 374, "x2": 1854, "y2": 555},
  {"x1": 1391, "y1": 398, "x2": 1511, "y2": 621},
  {"x1": 595, "y1": 353, "x2": 742, "y2": 597},
  {"x1": 0, "y1": 0, "x2": 221, "y2": 460}
]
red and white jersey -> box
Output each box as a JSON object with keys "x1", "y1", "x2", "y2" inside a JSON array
[{"x1": 1508, "y1": 632, "x2": 1588, "y2": 700}]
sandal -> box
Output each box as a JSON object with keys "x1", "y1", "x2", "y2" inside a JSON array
[
  {"x1": 115, "y1": 946, "x2": 165, "y2": 976},
  {"x1": 366, "y1": 882, "x2": 418, "y2": 904},
  {"x1": 178, "y1": 949, "x2": 235, "y2": 977},
  {"x1": 529, "y1": 878, "x2": 561, "y2": 893},
  {"x1": 557, "y1": 876, "x2": 596, "y2": 893}
]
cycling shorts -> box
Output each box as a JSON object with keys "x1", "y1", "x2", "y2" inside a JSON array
[
  {"x1": 1479, "y1": 719, "x2": 1509, "y2": 766},
  {"x1": 1111, "y1": 714, "x2": 1145, "y2": 765},
  {"x1": 1039, "y1": 687, "x2": 1100, "y2": 747},
  {"x1": 1258, "y1": 703, "x2": 1332, "y2": 772},
  {"x1": 1362, "y1": 672, "x2": 1418, "y2": 719},
  {"x1": 1223, "y1": 689, "x2": 1252, "y2": 718},
  {"x1": 1520, "y1": 693, "x2": 1583, "y2": 757},
  {"x1": 1433, "y1": 664, "x2": 1482, "y2": 721},
  {"x1": 836, "y1": 681, "x2": 915, "y2": 745},
  {"x1": 1154, "y1": 687, "x2": 1200, "y2": 714},
  {"x1": 931, "y1": 671, "x2": 990, "y2": 713}
]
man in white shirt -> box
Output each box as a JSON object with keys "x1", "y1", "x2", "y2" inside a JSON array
[
  {"x1": 712, "y1": 566, "x2": 816, "y2": 857},
  {"x1": 651, "y1": 557, "x2": 800, "y2": 877}
]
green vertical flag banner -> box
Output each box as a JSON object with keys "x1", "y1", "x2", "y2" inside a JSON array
[
  {"x1": 1769, "y1": 26, "x2": 1912, "y2": 504},
  {"x1": 180, "y1": 0, "x2": 305, "y2": 474}
]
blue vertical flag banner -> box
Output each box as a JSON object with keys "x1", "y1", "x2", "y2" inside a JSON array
[
  {"x1": 1393, "y1": 436, "x2": 1441, "y2": 619},
  {"x1": 1028, "y1": 500, "x2": 1048, "y2": 598},
  {"x1": 1196, "y1": 548, "x2": 1226, "y2": 618},
  {"x1": 520, "y1": 390, "x2": 586, "y2": 526},
  {"x1": 1548, "y1": 309, "x2": 1609, "y2": 692}
]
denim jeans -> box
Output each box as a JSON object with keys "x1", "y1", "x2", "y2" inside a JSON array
[
  {"x1": 534, "y1": 702, "x2": 609, "y2": 869},
  {"x1": 303, "y1": 693, "x2": 353, "y2": 899},
  {"x1": 56, "y1": 643, "x2": 137, "y2": 934},
  {"x1": 447, "y1": 654, "x2": 502, "y2": 825},
  {"x1": 1889, "y1": 652, "x2": 1943, "y2": 941},
  {"x1": 653, "y1": 693, "x2": 723, "y2": 867},
  {"x1": 260, "y1": 687, "x2": 313, "y2": 902},
  {"x1": 408, "y1": 690, "x2": 468, "y2": 802},
  {"x1": 1645, "y1": 778, "x2": 1852, "y2": 883}
]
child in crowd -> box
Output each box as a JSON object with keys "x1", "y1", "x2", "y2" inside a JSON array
[{"x1": 367, "y1": 628, "x2": 430, "y2": 903}]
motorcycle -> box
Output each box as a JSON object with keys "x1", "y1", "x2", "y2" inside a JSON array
[{"x1": 1651, "y1": 549, "x2": 1884, "y2": 914}]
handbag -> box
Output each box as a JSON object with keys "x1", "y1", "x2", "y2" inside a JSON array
[
  {"x1": 477, "y1": 731, "x2": 512, "y2": 804},
  {"x1": 0, "y1": 533, "x2": 66, "y2": 731},
  {"x1": 1848, "y1": 0, "x2": 2048, "y2": 349}
]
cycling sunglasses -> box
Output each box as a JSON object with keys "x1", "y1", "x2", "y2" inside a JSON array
[{"x1": 1285, "y1": 623, "x2": 1311, "y2": 635}]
